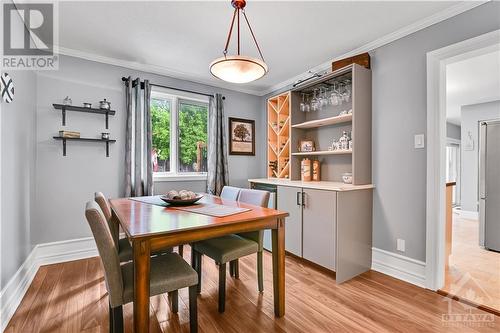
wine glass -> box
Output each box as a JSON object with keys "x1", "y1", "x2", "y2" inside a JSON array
[
  {"x1": 342, "y1": 79, "x2": 352, "y2": 103},
  {"x1": 319, "y1": 87, "x2": 329, "y2": 109},
  {"x1": 310, "y1": 89, "x2": 320, "y2": 111},
  {"x1": 300, "y1": 93, "x2": 310, "y2": 112},
  {"x1": 329, "y1": 82, "x2": 340, "y2": 106}
]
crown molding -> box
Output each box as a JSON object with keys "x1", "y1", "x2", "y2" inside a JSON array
[
  {"x1": 56, "y1": 1, "x2": 487, "y2": 97},
  {"x1": 260, "y1": 1, "x2": 488, "y2": 96},
  {"x1": 56, "y1": 46, "x2": 265, "y2": 96}
]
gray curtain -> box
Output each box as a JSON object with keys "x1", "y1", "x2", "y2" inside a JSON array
[
  {"x1": 207, "y1": 93, "x2": 229, "y2": 195},
  {"x1": 125, "y1": 77, "x2": 153, "y2": 197}
]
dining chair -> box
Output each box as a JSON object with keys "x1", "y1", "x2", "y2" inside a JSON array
[
  {"x1": 191, "y1": 188, "x2": 270, "y2": 313},
  {"x1": 220, "y1": 186, "x2": 241, "y2": 201},
  {"x1": 85, "y1": 201, "x2": 198, "y2": 333},
  {"x1": 94, "y1": 192, "x2": 181, "y2": 262}
]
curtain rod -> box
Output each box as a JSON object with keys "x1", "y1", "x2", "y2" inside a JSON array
[{"x1": 121, "y1": 77, "x2": 225, "y2": 100}]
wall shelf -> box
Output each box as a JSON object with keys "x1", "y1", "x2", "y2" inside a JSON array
[
  {"x1": 291, "y1": 114, "x2": 352, "y2": 129},
  {"x1": 53, "y1": 136, "x2": 116, "y2": 157},
  {"x1": 53, "y1": 104, "x2": 116, "y2": 129},
  {"x1": 292, "y1": 150, "x2": 352, "y2": 156}
]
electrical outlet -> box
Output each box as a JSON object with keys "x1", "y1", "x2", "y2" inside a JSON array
[
  {"x1": 414, "y1": 134, "x2": 425, "y2": 149},
  {"x1": 397, "y1": 239, "x2": 405, "y2": 252}
]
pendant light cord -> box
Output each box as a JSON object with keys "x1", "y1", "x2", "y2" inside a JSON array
[
  {"x1": 222, "y1": 6, "x2": 266, "y2": 62},
  {"x1": 223, "y1": 8, "x2": 238, "y2": 57},
  {"x1": 242, "y1": 9, "x2": 265, "y2": 62}
]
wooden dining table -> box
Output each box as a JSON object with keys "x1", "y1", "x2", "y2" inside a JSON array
[{"x1": 110, "y1": 195, "x2": 289, "y2": 333}]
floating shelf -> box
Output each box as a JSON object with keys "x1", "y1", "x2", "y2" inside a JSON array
[
  {"x1": 53, "y1": 104, "x2": 116, "y2": 129},
  {"x1": 291, "y1": 114, "x2": 352, "y2": 129},
  {"x1": 292, "y1": 150, "x2": 352, "y2": 156},
  {"x1": 53, "y1": 136, "x2": 116, "y2": 157}
]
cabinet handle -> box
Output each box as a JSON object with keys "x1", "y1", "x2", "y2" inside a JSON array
[
  {"x1": 296, "y1": 192, "x2": 301, "y2": 206},
  {"x1": 301, "y1": 192, "x2": 306, "y2": 207}
]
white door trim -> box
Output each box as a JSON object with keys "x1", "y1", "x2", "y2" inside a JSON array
[{"x1": 425, "y1": 29, "x2": 500, "y2": 291}]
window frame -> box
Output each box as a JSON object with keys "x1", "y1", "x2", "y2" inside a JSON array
[{"x1": 151, "y1": 89, "x2": 209, "y2": 182}]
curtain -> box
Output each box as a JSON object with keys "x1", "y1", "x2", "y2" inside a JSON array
[
  {"x1": 207, "y1": 93, "x2": 229, "y2": 195},
  {"x1": 125, "y1": 77, "x2": 153, "y2": 197}
]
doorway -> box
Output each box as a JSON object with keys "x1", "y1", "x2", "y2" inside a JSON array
[{"x1": 426, "y1": 29, "x2": 500, "y2": 313}]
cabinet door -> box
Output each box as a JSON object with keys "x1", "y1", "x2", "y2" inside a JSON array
[
  {"x1": 277, "y1": 186, "x2": 303, "y2": 257},
  {"x1": 302, "y1": 189, "x2": 336, "y2": 270}
]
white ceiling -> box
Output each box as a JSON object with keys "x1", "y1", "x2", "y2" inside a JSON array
[
  {"x1": 446, "y1": 49, "x2": 500, "y2": 125},
  {"x1": 56, "y1": 1, "x2": 472, "y2": 95}
]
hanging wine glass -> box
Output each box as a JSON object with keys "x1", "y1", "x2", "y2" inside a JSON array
[
  {"x1": 300, "y1": 93, "x2": 310, "y2": 112},
  {"x1": 310, "y1": 89, "x2": 320, "y2": 111},
  {"x1": 329, "y1": 82, "x2": 340, "y2": 106},
  {"x1": 342, "y1": 79, "x2": 352, "y2": 103},
  {"x1": 320, "y1": 87, "x2": 329, "y2": 109}
]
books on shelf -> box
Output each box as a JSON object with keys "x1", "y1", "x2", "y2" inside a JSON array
[{"x1": 59, "y1": 130, "x2": 81, "y2": 138}]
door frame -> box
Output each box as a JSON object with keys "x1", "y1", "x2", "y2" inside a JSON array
[{"x1": 425, "y1": 29, "x2": 500, "y2": 290}]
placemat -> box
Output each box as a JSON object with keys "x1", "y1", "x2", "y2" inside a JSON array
[
  {"x1": 129, "y1": 195, "x2": 169, "y2": 207},
  {"x1": 170, "y1": 204, "x2": 251, "y2": 217}
]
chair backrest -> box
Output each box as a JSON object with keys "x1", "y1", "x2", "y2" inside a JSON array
[
  {"x1": 237, "y1": 189, "x2": 270, "y2": 249},
  {"x1": 85, "y1": 201, "x2": 124, "y2": 308},
  {"x1": 220, "y1": 186, "x2": 241, "y2": 201},
  {"x1": 94, "y1": 192, "x2": 119, "y2": 247},
  {"x1": 238, "y1": 188, "x2": 270, "y2": 207}
]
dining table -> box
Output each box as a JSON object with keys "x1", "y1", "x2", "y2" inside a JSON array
[{"x1": 109, "y1": 194, "x2": 289, "y2": 333}]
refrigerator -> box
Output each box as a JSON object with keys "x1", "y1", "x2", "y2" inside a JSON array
[{"x1": 479, "y1": 120, "x2": 500, "y2": 252}]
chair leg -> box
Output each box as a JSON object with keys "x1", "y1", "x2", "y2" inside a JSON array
[
  {"x1": 169, "y1": 290, "x2": 179, "y2": 313},
  {"x1": 179, "y1": 245, "x2": 184, "y2": 258},
  {"x1": 257, "y1": 251, "x2": 264, "y2": 292},
  {"x1": 234, "y1": 259, "x2": 239, "y2": 279},
  {"x1": 191, "y1": 246, "x2": 197, "y2": 269},
  {"x1": 229, "y1": 260, "x2": 235, "y2": 277},
  {"x1": 189, "y1": 285, "x2": 198, "y2": 333},
  {"x1": 195, "y1": 251, "x2": 202, "y2": 294},
  {"x1": 218, "y1": 263, "x2": 226, "y2": 313},
  {"x1": 109, "y1": 304, "x2": 123, "y2": 333}
]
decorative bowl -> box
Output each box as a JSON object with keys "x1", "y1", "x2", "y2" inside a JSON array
[{"x1": 160, "y1": 194, "x2": 203, "y2": 206}]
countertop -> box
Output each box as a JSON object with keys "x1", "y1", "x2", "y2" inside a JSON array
[{"x1": 248, "y1": 178, "x2": 374, "y2": 192}]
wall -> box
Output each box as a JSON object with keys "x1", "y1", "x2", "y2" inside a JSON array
[
  {"x1": 1, "y1": 70, "x2": 37, "y2": 287},
  {"x1": 33, "y1": 55, "x2": 264, "y2": 245},
  {"x1": 264, "y1": 2, "x2": 500, "y2": 261},
  {"x1": 460, "y1": 100, "x2": 500, "y2": 213},
  {"x1": 446, "y1": 122, "x2": 461, "y2": 140}
]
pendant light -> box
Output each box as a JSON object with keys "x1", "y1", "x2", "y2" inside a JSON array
[{"x1": 210, "y1": 0, "x2": 268, "y2": 84}]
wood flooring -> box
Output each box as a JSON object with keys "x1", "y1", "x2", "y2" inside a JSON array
[
  {"x1": 6, "y1": 247, "x2": 499, "y2": 333},
  {"x1": 442, "y1": 213, "x2": 500, "y2": 312}
]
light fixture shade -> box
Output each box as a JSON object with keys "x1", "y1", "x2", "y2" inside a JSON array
[{"x1": 210, "y1": 55, "x2": 268, "y2": 84}]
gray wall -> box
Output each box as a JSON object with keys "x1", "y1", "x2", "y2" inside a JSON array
[
  {"x1": 460, "y1": 100, "x2": 500, "y2": 213},
  {"x1": 33, "y1": 55, "x2": 264, "y2": 246},
  {"x1": 1, "y1": 71, "x2": 37, "y2": 287},
  {"x1": 371, "y1": 3, "x2": 499, "y2": 261},
  {"x1": 264, "y1": 2, "x2": 500, "y2": 261},
  {"x1": 446, "y1": 122, "x2": 461, "y2": 140}
]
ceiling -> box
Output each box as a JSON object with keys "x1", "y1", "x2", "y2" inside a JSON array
[
  {"x1": 446, "y1": 49, "x2": 500, "y2": 125},
  {"x1": 55, "y1": 1, "x2": 471, "y2": 95}
]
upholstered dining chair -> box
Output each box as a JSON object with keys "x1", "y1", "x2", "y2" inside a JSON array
[
  {"x1": 220, "y1": 185, "x2": 241, "y2": 201},
  {"x1": 191, "y1": 188, "x2": 270, "y2": 313},
  {"x1": 85, "y1": 201, "x2": 198, "y2": 333},
  {"x1": 94, "y1": 192, "x2": 182, "y2": 262}
]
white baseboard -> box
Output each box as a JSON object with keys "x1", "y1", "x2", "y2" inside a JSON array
[
  {"x1": 459, "y1": 210, "x2": 479, "y2": 220},
  {"x1": 0, "y1": 237, "x2": 97, "y2": 331},
  {"x1": 371, "y1": 247, "x2": 426, "y2": 288}
]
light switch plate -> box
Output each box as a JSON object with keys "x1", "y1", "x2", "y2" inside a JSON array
[
  {"x1": 397, "y1": 239, "x2": 405, "y2": 252},
  {"x1": 414, "y1": 134, "x2": 425, "y2": 149}
]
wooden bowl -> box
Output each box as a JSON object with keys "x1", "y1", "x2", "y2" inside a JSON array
[{"x1": 159, "y1": 194, "x2": 203, "y2": 206}]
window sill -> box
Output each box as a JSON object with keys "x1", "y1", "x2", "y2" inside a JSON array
[{"x1": 154, "y1": 173, "x2": 207, "y2": 182}]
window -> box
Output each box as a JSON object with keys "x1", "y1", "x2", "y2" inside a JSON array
[{"x1": 151, "y1": 90, "x2": 208, "y2": 180}]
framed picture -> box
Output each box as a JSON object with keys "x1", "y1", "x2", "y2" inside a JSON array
[
  {"x1": 229, "y1": 117, "x2": 255, "y2": 155},
  {"x1": 299, "y1": 140, "x2": 315, "y2": 152}
]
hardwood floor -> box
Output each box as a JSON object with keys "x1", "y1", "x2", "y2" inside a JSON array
[
  {"x1": 6, "y1": 247, "x2": 499, "y2": 333},
  {"x1": 442, "y1": 213, "x2": 500, "y2": 312}
]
